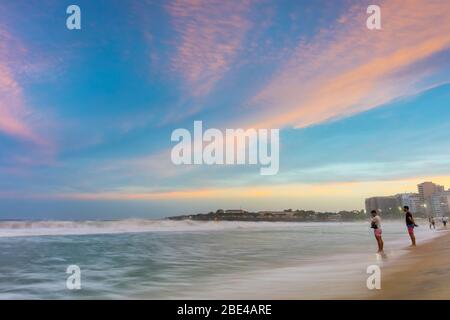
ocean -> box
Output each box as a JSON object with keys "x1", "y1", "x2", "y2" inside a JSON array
[{"x1": 0, "y1": 219, "x2": 439, "y2": 299}]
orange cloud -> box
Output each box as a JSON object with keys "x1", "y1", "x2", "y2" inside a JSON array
[
  {"x1": 57, "y1": 187, "x2": 272, "y2": 201},
  {"x1": 248, "y1": 0, "x2": 450, "y2": 129}
]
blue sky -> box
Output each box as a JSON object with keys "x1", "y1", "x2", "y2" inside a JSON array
[{"x1": 1, "y1": 0, "x2": 450, "y2": 219}]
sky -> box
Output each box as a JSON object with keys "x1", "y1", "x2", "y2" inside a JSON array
[{"x1": 1, "y1": 0, "x2": 450, "y2": 219}]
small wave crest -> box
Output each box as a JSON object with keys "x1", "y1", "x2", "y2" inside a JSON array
[{"x1": 0, "y1": 219, "x2": 314, "y2": 238}]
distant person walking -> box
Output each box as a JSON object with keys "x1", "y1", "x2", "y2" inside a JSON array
[
  {"x1": 370, "y1": 210, "x2": 384, "y2": 253},
  {"x1": 443, "y1": 217, "x2": 448, "y2": 228},
  {"x1": 428, "y1": 217, "x2": 436, "y2": 229},
  {"x1": 404, "y1": 206, "x2": 418, "y2": 246}
]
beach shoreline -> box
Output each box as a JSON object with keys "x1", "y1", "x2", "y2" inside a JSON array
[{"x1": 360, "y1": 228, "x2": 450, "y2": 300}]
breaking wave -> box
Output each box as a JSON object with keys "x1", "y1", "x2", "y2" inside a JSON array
[{"x1": 0, "y1": 219, "x2": 325, "y2": 238}]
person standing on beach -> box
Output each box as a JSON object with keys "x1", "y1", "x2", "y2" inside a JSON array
[
  {"x1": 370, "y1": 210, "x2": 383, "y2": 253},
  {"x1": 404, "y1": 206, "x2": 418, "y2": 246}
]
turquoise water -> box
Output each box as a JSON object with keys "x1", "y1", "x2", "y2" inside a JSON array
[{"x1": 0, "y1": 220, "x2": 438, "y2": 299}]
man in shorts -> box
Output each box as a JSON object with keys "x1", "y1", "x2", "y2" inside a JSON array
[
  {"x1": 370, "y1": 210, "x2": 383, "y2": 253},
  {"x1": 404, "y1": 206, "x2": 418, "y2": 246}
]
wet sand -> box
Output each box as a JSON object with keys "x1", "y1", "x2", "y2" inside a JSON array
[{"x1": 370, "y1": 229, "x2": 450, "y2": 299}]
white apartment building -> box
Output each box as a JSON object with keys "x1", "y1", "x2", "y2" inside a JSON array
[{"x1": 396, "y1": 193, "x2": 424, "y2": 214}]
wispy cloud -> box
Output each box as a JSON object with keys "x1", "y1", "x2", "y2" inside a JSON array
[
  {"x1": 97, "y1": 149, "x2": 196, "y2": 180},
  {"x1": 248, "y1": 0, "x2": 450, "y2": 129},
  {"x1": 167, "y1": 0, "x2": 252, "y2": 96},
  {"x1": 0, "y1": 25, "x2": 48, "y2": 145},
  {"x1": 0, "y1": 64, "x2": 36, "y2": 141}
]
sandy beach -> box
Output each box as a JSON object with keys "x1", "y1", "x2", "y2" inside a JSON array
[{"x1": 367, "y1": 229, "x2": 450, "y2": 300}]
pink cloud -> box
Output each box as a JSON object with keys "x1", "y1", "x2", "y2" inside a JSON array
[
  {"x1": 167, "y1": 0, "x2": 252, "y2": 96},
  {"x1": 0, "y1": 64, "x2": 35, "y2": 140},
  {"x1": 0, "y1": 25, "x2": 46, "y2": 145},
  {"x1": 248, "y1": 0, "x2": 450, "y2": 129}
]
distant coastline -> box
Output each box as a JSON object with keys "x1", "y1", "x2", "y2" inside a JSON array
[{"x1": 167, "y1": 209, "x2": 367, "y2": 222}]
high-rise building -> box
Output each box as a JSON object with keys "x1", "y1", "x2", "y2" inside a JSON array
[
  {"x1": 366, "y1": 182, "x2": 449, "y2": 218},
  {"x1": 430, "y1": 191, "x2": 450, "y2": 217},
  {"x1": 365, "y1": 196, "x2": 401, "y2": 217},
  {"x1": 396, "y1": 193, "x2": 423, "y2": 214},
  {"x1": 418, "y1": 182, "x2": 442, "y2": 199},
  {"x1": 417, "y1": 182, "x2": 445, "y2": 215},
  {"x1": 444, "y1": 192, "x2": 450, "y2": 217}
]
